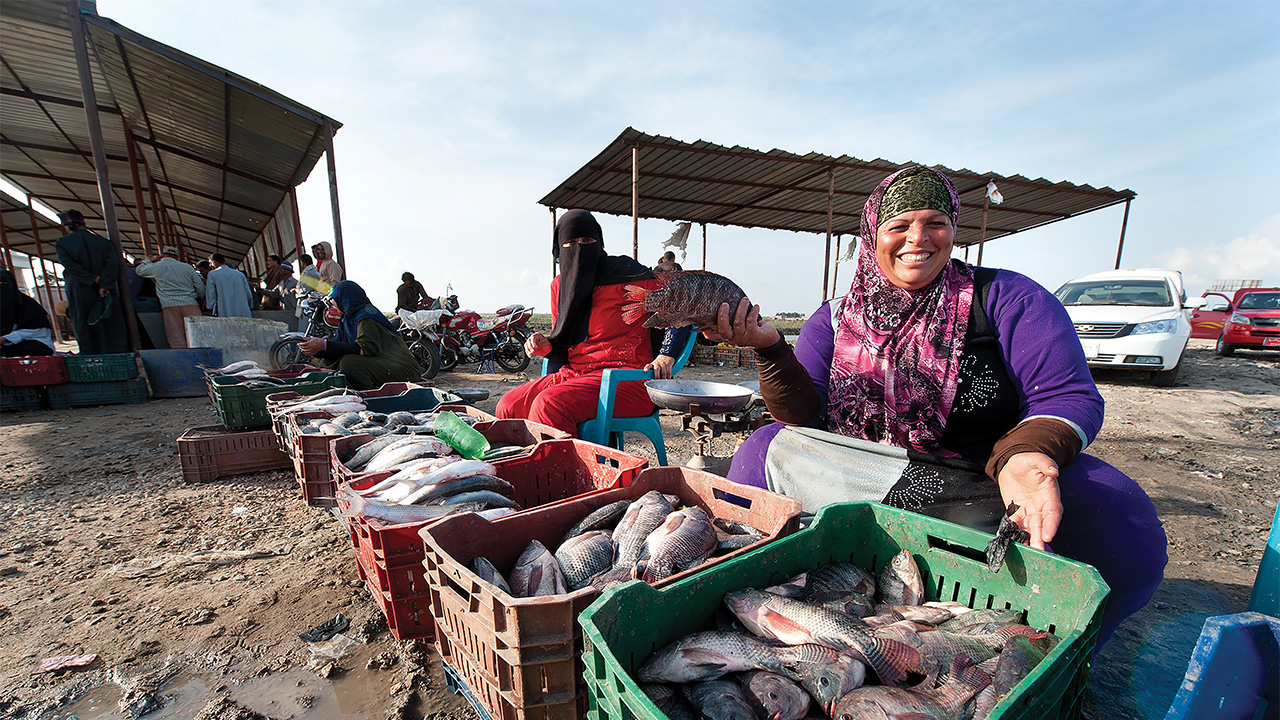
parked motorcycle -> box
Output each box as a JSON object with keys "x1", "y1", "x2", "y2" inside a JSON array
[
  {"x1": 268, "y1": 290, "x2": 336, "y2": 369},
  {"x1": 395, "y1": 308, "x2": 443, "y2": 381},
  {"x1": 432, "y1": 287, "x2": 533, "y2": 373}
]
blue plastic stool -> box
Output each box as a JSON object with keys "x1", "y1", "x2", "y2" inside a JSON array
[
  {"x1": 1249, "y1": 502, "x2": 1280, "y2": 617},
  {"x1": 1163, "y1": 612, "x2": 1279, "y2": 720}
]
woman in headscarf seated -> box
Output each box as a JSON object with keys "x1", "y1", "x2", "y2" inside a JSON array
[
  {"x1": 298, "y1": 280, "x2": 420, "y2": 390},
  {"x1": 496, "y1": 210, "x2": 690, "y2": 436},
  {"x1": 1, "y1": 269, "x2": 56, "y2": 357},
  {"x1": 707, "y1": 166, "x2": 1165, "y2": 650}
]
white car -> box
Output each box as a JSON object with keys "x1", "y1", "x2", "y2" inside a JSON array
[{"x1": 1054, "y1": 268, "x2": 1204, "y2": 387}]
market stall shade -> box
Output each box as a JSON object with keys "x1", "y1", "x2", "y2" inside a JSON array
[{"x1": 0, "y1": 1, "x2": 339, "y2": 272}]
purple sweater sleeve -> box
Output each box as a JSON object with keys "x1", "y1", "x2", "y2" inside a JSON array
[{"x1": 792, "y1": 272, "x2": 1104, "y2": 448}]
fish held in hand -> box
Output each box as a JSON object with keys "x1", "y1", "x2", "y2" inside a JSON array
[{"x1": 621, "y1": 271, "x2": 752, "y2": 330}]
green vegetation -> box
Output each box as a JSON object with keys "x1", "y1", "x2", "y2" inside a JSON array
[{"x1": 527, "y1": 314, "x2": 807, "y2": 335}]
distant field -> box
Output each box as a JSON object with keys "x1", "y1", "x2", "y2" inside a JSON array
[{"x1": 526, "y1": 313, "x2": 807, "y2": 335}]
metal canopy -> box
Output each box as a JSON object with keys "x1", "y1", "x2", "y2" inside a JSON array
[
  {"x1": 539, "y1": 127, "x2": 1136, "y2": 248},
  {"x1": 0, "y1": 1, "x2": 339, "y2": 268}
]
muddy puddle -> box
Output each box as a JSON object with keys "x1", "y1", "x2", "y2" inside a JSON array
[{"x1": 54, "y1": 641, "x2": 402, "y2": 720}]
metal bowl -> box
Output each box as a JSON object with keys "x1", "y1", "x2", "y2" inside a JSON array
[{"x1": 645, "y1": 379, "x2": 755, "y2": 414}]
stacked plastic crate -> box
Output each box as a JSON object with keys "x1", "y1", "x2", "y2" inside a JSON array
[{"x1": 1, "y1": 352, "x2": 151, "y2": 413}]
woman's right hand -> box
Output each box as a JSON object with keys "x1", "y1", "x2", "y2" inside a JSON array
[
  {"x1": 702, "y1": 298, "x2": 781, "y2": 349},
  {"x1": 525, "y1": 332, "x2": 551, "y2": 357}
]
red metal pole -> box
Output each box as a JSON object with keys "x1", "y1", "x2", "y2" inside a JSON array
[
  {"x1": 0, "y1": 218, "x2": 15, "y2": 272},
  {"x1": 271, "y1": 216, "x2": 284, "y2": 259},
  {"x1": 289, "y1": 187, "x2": 305, "y2": 258},
  {"x1": 147, "y1": 173, "x2": 164, "y2": 254},
  {"x1": 701, "y1": 223, "x2": 706, "y2": 270},
  {"x1": 28, "y1": 206, "x2": 64, "y2": 342},
  {"x1": 122, "y1": 116, "x2": 153, "y2": 258}
]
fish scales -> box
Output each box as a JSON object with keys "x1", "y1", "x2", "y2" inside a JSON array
[
  {"x1": 554, "y1": 531, "x2": 615, "y2": 591},
  {"x1": 682, "y1": 680, "x2": 760, "y2": 720},
  {"x1": 641, "y1": 507, "x2": 718, "y2": 583},
  {"x1": 613, "y1": 491, "x2": 675, "y2": 568},
  {"x1": 622, "y1": 271, "x2": 749, "y2": 330},
  {"x1": 561, "y1": 500, "x2": 631, "y2": 542},
  {"x1": 739, "y1": 671, "x2": 810, "y2": 720}
]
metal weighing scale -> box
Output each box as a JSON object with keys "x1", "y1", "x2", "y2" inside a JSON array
[{"x1": 645, "y1": 379, "x2": 771, "y2": 476}]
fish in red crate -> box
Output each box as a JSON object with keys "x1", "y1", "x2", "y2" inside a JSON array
[{"x1": 621, "y1": 271, "x2": 753, "y2": 330}]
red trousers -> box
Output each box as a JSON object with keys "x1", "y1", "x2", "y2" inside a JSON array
[{"x1": 495, "y1": 367, "x2": 655, "y2": 437}]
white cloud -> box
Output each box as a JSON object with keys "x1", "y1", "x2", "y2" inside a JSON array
[{"x1": 1159, "y1": 215, "x2": 1280, "y2": 295}]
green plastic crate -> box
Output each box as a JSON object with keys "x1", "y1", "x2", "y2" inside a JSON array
[
  {"x1": 211, "y1": 371, "x2": 346, "y2": 430},
  {"x1": 64, "y1": 353, "x2": 139, "y2": 382},
  {"x1": 578, "y1": 502, "x2": 1109, "y2": 720},
  {"x1": 47, "y1": 376, "x2": 150, "y2": 408}
]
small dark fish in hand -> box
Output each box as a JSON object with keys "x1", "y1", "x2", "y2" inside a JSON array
[
  {"x1": 986, "y1": 502, "x2": 1031, "y2": 573},
  {"x1": 621, "y1": 271, "x2": 753, "y2": 330}
]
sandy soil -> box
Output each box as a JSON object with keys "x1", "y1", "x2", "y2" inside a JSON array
[{"x1": 1, "y1": 339, "x2": 1276, "y2": 719}]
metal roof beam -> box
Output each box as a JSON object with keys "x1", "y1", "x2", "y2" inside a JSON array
[
  {"x1": 0, "y1": 86, "x2": 120, "y2": 114},
  {"x1": 130, "y1": 136, "x2": 288, "y2": 192}
]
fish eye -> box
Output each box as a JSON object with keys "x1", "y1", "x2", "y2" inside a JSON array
[
  {"x1": 818, "y1": 676, "x2": 829, "y2": 687},
  {"x1": 768, "y1": 692, "x2": 778, "y2": 700},
  {"x1": 841, "y1": 714, "x2": 853, "y2": 720}
]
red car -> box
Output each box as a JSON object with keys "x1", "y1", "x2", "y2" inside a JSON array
[{"x1": 1206, "y1": 288, "x2": 1280, "y2": 356}]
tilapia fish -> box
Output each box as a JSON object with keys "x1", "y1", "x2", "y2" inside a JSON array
[
  {"x1": 810, "y1": 562, "x2": 878, "y2": 598},
  {"x1": 831, "y1": 653, "x2": 991, "y2": 720},
  {"x1": 739, "y1": 671, "x2": 810, "y2": 720},
  {"x1": 470, "y1": 556, "x2": 511, "y2": 595},
  {"x1": 723, "y1": 588, "x2": 919, "y2": 687},
  {"x1": 554, "y1": 530, "x2": 615, "y2": 591},
  {"x1": 641, "y1": 506, "x2": 718, "y2": 584},
  {"x1": 613, "y1": 491, "x2": 675, "y2": 568},
  {"x1": 682, "y1": 680, "x2": 759, "y2": 720},
  {"x1": 986, "y1": 502, "x2": 1031, "y2": 574},
  {"x1": 507, "y1": 540, "x2": 566, "y2": 597},
  {"x1": 561, "y1": 500, "x2": 631, "y2": 543},
  {"x1": 638, "y1": 630, "x2": 798, "y2": 684},
  {"x1": 878, "y1": 550, "x2": 925, "y2": 606},
  {"x1": 621, "y1": 271, "x2": 750, "y2": 330}
]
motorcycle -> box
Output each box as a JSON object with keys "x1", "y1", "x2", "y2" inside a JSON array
[
  {"x1": 395, "y1": 308, "x2": 444, "y2": 381},
  {"x1": 269, "y1": 289, "x2": 336, "y2": 369},
  {"x1": 432, "y1": 287, "x2": 534, "y2": 373}
]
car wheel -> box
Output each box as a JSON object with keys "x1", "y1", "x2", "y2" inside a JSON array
[
  {"x1": 1214, "y1": 333, "x2": 1235, "y2": 357},
  {"x1": 1151, "y1": 363, "x2": 1179, "y2": 387}
]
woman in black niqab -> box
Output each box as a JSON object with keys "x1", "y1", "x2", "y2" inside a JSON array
[{"x1": 1, "y1": 269, "x2": 55, "y2": 356}]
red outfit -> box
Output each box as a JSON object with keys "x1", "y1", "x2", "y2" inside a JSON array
[{"x1": 496, "y1": 277, "x2": 659, "y2": 435}]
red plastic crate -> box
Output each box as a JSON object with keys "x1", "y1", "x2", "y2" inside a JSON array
[
  {"x1": 267, "y1": 381, "x2": 422, "y2": 449},
  {"x1": 352, "y1": 543, "x2": 437, "y2": 641},
  {"x1": 0, "y1": 356, "x2": 68, "y2": 387},
  {"x1": 177, "y1": 425, "x2": 291, "y2": 484},
  {"x1": 419, "y1": 466, "x2": 803, "y2": 720}
]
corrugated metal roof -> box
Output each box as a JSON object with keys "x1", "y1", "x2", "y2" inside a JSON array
[
  {"x1": 539, "y1": 128, "x2": 1136, "y2": 247},
  {"x1": 1, "y1": 193, "x2": 63, "y2": 259},
  {"x1": 0, "y1": 2, "x2": 337, "y2": 267}
]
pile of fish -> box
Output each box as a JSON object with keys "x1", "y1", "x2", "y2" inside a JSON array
[
  {"x1": 468, "y1": 490, "x2": 769, "y2": 599},
  {"x1": 201, "y1": 359, "x2": 298, "y2": 389},
  {"x1": 634, "y1": 551, "x2": 1059, "y2": 720}
]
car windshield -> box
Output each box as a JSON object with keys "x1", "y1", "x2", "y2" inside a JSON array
[
  {"x1": 1055, "y1": 280, "x2": 1173, "y2": 307},
  {"x1": 1237, "y1": 292, "x2": 1280, "y2": 310}
]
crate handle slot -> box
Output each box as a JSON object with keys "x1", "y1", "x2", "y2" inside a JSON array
[
  {"x1": 710, "y1": 487, "x2": 753, "y2": 510},
  {"x1": 926, "y1": 534, "x2": 987, "y2": 565},
  {"x1": 441, "y1": 566, "x2": 478, "y2": 609}
]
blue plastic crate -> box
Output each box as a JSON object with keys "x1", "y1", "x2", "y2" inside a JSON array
[
  {"x1": 1164, "y1": 612, "x2": 1280, "y2": 720},
  {"x1": 442, "y1": 661, "x2": 494, "y2": 720},
  {"x1": 140, "y1": 348, "x2": 223, "y2": 398},
  {"x1": 1249, "y1": 504, "x2": 1280, "y2": 617}
]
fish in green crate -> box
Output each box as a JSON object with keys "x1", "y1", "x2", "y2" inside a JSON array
[
  {"x1": 877, "y1": 550, "x2": 925, "y2": 606},
  {"x1": 740, "y1": 670, "x2": 811, "y2": 720},
  {"x1": 682, "y1": 679, "x2": 759, "y2": 720},
  {"x1": 830, "y1": 653, "x2": 991, "y2": 720}
]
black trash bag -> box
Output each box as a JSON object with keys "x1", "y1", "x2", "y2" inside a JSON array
[{"x1": 298, "y1": 613, "x2": 351, "y2": 643}]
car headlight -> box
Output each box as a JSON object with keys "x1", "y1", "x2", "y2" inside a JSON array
[
  {"x1": 1228, "y1": 313, "x2": 1252, "y2": 326},
  {"x1": 1131, "y1": 318, "x2": 1179, "y2": 335}
]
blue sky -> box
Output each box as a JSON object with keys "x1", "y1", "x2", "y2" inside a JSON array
[{"x1": 82, "y1": 1, "x2": 1280, "y2": 312}]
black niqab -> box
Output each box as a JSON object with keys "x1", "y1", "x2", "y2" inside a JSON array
[
  {"x1": 546, "y1": 210, "x2": 651, "y2": 362},
  {"x1": 0, "y1": 269, "x2": 52, "y2": 336}
]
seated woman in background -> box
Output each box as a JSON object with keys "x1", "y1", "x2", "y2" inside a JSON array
[
  {"x1": 298, "y1": 280, "x2": 420, "y2": 390},
  {"x1": 1, "y1": 269, "x2": 56, "y2": 357},
  {"x1": 707, "y1": 166, "x2": 1165, "y2": 649}
]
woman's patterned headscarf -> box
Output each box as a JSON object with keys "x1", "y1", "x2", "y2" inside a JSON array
[{"x1": 827, "y1": 166, "x2": 974, "y2": 455}]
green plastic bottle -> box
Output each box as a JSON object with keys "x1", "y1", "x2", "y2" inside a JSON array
[{"x1": 433, "y1": 410, "x2": 490, "y2": 460}]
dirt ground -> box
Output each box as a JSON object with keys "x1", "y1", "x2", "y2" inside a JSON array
[{"x1": 1, "y1": 339, "x2": 1276, "y2": 719}]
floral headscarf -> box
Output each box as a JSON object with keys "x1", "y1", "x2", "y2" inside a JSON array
[{"x1": 827, "y1": 166, "x2": 974, "y2": 455}]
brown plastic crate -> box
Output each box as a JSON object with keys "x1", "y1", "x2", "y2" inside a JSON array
[
  {"x1": 738, "y1": 347, "x2": 757, "y2": 369},
  {"x1": 689, "y1": 345, "x2": 716, "y2": 365},
  {"x1": 418, "y1": 466, "x2": 803, "y2": 720},
  {"x1": 177, "y1": 425, "x2": 291, "y2": 484}
]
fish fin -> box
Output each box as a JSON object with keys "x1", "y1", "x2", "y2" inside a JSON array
[
  {"x1": 621, "y1": 299, "x2": 650, "y2": 326},
  {"x1": 866, "y1": 637, "x2": 920, "y2": 688},
  {"x1": 624, "y1": 284, "x2": 651, "y2": 302},
  {"x1": 640, "y1": 313, "x2": 666, "y2": 328},
  {"x1": 941, "y1": 653, "x2": 991, "y2": 694}
]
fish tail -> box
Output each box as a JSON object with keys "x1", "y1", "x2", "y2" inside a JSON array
[
  {"x1": 335, "y1": 489, "x2": 364, "y2": 519},
  {"x1": 621, "y1": 291, "x2": 651, "y2": 326}
]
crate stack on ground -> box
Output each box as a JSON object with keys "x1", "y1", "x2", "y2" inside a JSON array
[
  {"x1": 334, "y1": 437, "x2": 645, "y2": 641},
  {"x1": 578, "y1": 501, "x2": 1110, "y2": 720},
  {"x1": 420, "y1": 466, "x2": 803, "y2": 720},
  {"x1": 1, "y1": 352, "x2": 152, "y2": 412}
]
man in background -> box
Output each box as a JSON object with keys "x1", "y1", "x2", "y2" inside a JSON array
[
  {"x1": 311, "y1": 241, "x2": 344, "y2": 288},
  {"x1": 205, "y1": 253, "x2": 254, "y2": 318},
  {"x1": 136, "y1": 246, "x2": 205, "y2": 347},
  {"x1": 653, "y1": 251, "x2": 683, "y2": 273},
  {"x1": 54, "y1": 209, "x2": 128, "y2": 353},
  {"x1": 258, "y1": 255, "x2": 288, "y2": 310}
]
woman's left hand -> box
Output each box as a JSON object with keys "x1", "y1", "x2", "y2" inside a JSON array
[
  {"x1": 996, "y1": 451, "x2": 1063, "y2": 551},
  {"x1": 297, "y1": 337, "x2": 325, "y2": 357},
  {"x1": 644, "y1": 354, "x2": 677, "y2": 379}
]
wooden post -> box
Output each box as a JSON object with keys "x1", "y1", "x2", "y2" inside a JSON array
[
  {"x1": 65, "y1": 0, "x2": 140, "y2": 351},
  {"x1": 270, "y1": 216, "x2": 284, "y2": 259},
  {"x1": 831, "y1": 234, "x2": 842, "y2": 299},
  {"x1": 975, "y1": 193, "x2": 991, "y2": 266},
  {"x1": 323, "y1": 119, "x2": 346, "y2": 271},
  {"x1": 1114, "y1": 198, "x2": 1132, "y2": 269},
  {"x1": 822, "y1": 167, "x2": 835, "y2": 303},
  {"x1": 28, "y1": 206, "x2": 64, "y2": 342},
  {"x1": 550, "y1": 207, "x2": 558, "y2": 278},
  {"x1": 289, "y1": 188, "x2": 305, "y2": 258},
  {"x1": 122, "y1": 117, "x2": 153, "y2": 258},
  {"x1": 0, "y1": 220, "x2": 14, "y2": 272},
  {"x1": 147, "y1": 173, "x2": 164, "y2": 253},
  {"x1": 631, "y1": 145, "x2": 639, "y2": 260},
  {"x1": 701, "y1": 222, "x2": 707, "y2": 270}
]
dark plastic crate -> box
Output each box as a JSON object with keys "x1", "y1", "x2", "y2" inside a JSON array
[
  {"x1": 211, "y1": 371, "x2": 346, "y2": 430},
  {"x1": 0, "y1": 356, "x2": 68, "y2": 386},
  {"x1": 64, "y1": 353, "x2": 139, "y2": 383},
  {"x1": 1, "y1": 384, "x2": 47, "y2": 412},
  {"x1": 47, "y1": 376, "x2": 149, "y2": 409},
  {"x1": 443, "y1": 661, "x2": 495, "y2": 720},
  {"x1": 177, "y1": 425, "x2": 291, "y2": 483}
]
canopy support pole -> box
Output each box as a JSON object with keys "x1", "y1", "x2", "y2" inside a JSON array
[
  {"x1": 831, "y1": 234, "x2": 842, "y2": 298},
  {"x1": 271, "y1": 216, "x2": 284, "y2": 258},
  {"x1": 631, "y1": 145, "x2": 639, "y2": 260},
  {"x1": 0, "y1": 220, "x2": 13, "y2": 272},
  {"x1": 975, "y1": 194, "x2": 991, "y2": 266},
  {"x1": 28, "y1": 206, "x2": 65, "y2": 343},
  {"x1": 323, "y1": 119, "x2": 346, "y2": 271},
  {"x1": 65, "y1": 0, "x2": 140, "y2": 352},
  {"x1": 701, "y1": 222, "x2": 707, "y2": 270},
  {"x1": 147, "y1": 170, "x2": 164, "y2": 254},
  {"x1": 1114, "y1": 198, "x2": 1132, "y2": 269},
  {"x1": 121, "y1": 117, "x2": 153, "y2": 258},
  {"x1": 822, "y1": 167, "x2": 835, "y2": 303},
  {"x1": 289, "y1": 188, "x2": 305, "y2": 259},
  {"x1": 550, "y1": 207, "x2": 558, "y2": 278}
]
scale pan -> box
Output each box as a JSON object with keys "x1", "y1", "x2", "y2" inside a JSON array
[{"x1": 645, "y1": 379, "x2": 754, "y2": 414}]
